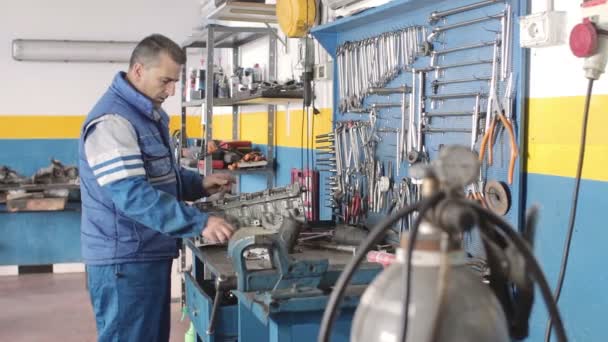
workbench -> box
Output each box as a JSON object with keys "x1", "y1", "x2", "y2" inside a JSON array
[{"x1": 184, "y1": 238, "x2": 381, "y2": 342}]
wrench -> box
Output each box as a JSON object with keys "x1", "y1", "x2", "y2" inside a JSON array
[
  {"x1": 432, "y1": 58, "x2": 493, "y2": 78},
  {"x1": 430, "y1": 40, "x2": 497, "y2": 67},
  {"x1": 427, "y1": 12, "x2": 505, "y2": 42},
  {"x1": 472, "y1": 94, "x2": 481, "y2": 151},
  {"x1": 428, "y1": 0, "x2": 503, "y2": 24},
  {"x1": 431, "y1": 76, "x2": 491, "y2": 94}
]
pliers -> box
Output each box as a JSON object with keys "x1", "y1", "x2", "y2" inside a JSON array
[
  {"x1": 478, "y1": 73, "x2": 519, "y2": 185},
  {"x1": 466, "y1": 182, "x2": 488, "y2": 208}
]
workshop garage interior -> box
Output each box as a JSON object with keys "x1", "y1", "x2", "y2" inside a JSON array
[{"x1": 0, "y1": 0, "x2": 605, "y2": 341}]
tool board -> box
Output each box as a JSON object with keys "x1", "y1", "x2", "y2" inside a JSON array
[{"x1": 311, "y1": 0, "x2": 528, "y2": 258}]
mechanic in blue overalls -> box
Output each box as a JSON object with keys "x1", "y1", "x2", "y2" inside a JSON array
[{"x1": 79, "y1": 34, "x2": 235, "y2": 341}]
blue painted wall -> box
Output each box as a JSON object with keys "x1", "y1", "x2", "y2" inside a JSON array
[
  {"x1": 0, "y1": 139, "x2": 81, "y2": 265},
  {"x1": 0, "y1": 140, "x2": 324, "y2": 265},
  {"x1": 524, "y1": 173, "x2": 608, "y2": 342}
]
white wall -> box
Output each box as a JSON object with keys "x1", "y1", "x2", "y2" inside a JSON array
[
  {"x1": 529, "y1": 0, "x2": 608, "y2": 97},
  {"x1": 0, "y1": 0, "x2": 200, "y2": 115},
  {"x1": 237, "y1": 33, "x2": 333, "y2": 112},
  {"x1": 1, "y1": 0, "x2": 201, "y2": 298}
]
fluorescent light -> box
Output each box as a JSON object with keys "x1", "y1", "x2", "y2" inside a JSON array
[{"x1": 12, "y1": 39, "x2": 138, "y2": 63}]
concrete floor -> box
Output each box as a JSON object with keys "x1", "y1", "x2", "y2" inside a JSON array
[{"x1": 0, "y1": 273, "x2": 190, "y2": 342}]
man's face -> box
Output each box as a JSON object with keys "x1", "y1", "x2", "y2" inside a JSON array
[{"x1": 130, "y1": 52, "x2": 181, "y2": 108}]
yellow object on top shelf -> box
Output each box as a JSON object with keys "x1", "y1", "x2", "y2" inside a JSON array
[{"x1": 276, "y1": 0, "x2": 316, "y2": 37}]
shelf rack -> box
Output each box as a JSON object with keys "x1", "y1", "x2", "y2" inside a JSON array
[{"x1": 180, "y1": 24, "x2": 290, "y2": 190}]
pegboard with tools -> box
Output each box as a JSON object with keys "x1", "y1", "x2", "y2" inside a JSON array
[{"x1": 311, "y1": 0, "x2": 526, "y2": 254}]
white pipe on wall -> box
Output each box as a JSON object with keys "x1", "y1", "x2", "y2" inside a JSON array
[{"x1": 12, "y1": 39, "x2": 138, "y2": 63}]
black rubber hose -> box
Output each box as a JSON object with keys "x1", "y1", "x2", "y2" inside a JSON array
[
  {"x1": 317, "y1": 194, "x2": 441, "y2": 342},
  {"x1": 467, "y1": 201, "x2": 568, "y2": 342},
  {"x1": 544, "y1": 78, "x2": 594, "y2": 342}
]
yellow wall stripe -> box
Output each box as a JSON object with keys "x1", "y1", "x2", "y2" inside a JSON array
[
  {"x1": 0, "y1": 115, "x2": 204, "y2": 140},
  {"x1": 0, "y1": 110, "x2": 334, "y2": 150},
  {"x1": 0, "y1": 116, "x2": 86, "y2": 139},
  {"x1": 527, "y1": 95, "x2": 608, "y2": 181},
  {"x1": 4, "y1": 96, "x2": 608, "y2": 182}
]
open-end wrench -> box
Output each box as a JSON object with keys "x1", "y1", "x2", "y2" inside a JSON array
[
  {"x1": 432, "y1": 59, "x2": 493, "y2": 78},
  {"x1": 408, "y1": 70, "x2": 417, "y2": 155},
  {"x1": 428, "y1": 0, "x2": 503, "y2": 24},
  {"x1": 416, "y1": 70, "x2": 426, "y2": 153},
  {"x1": 423, "y1": 127, "x2": 473, "y2": 133},
  {"x1": 502, "y1": 4, "x2": 512, "y2": 81},
  {"x1": 429, "y1": 92, "x2": 488, "y2": 100},
  {"x1": 427, "y1": 12, "x2": 505, "y2": 42},
  {"x1": 425, "y1": 111, "x2": 477, "y2": 117},
  {"x1": 430, "y1": 40, "x2": 497, "y2": 67},
  {"x1": 472, "y1": 94, "x2": 481, "y2": 151},
  {"x1": 431, "y1": 76, "x2": 491, "y2": 94},
  {"x1": 371, "y1": 102, "x2": 403, "y2": 109},
  {"x1": 429, "y1": 92, "x2": 487, "y2": 109},
  {"x1": 485, "y1": 39, "x2": 500, "y2": 137},
  {"x1": 368, "y1": 86, "x2": 412, "y2": 95}
]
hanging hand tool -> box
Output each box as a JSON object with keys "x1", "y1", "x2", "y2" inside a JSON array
[
  {"x1": 368, "y1": 86, "x2": 412, "y2": 95},
  {"x1": 336, "y1": 26, "x2": 426, "y2": 112},
  {"x1": 425, "y1": 111, "x2": 477, "y2": 117},
  {"x1": 427, "y1": 12, "x2": 505, "y2": 42},
  {"x1": 423, "y1": 127, "x2": 473, "y2": 134},
  {"x1": 430, "y1": 40, "x2": 498, "y2": 67},
  {"x1": 472, "y1": 94, "x2": 481, "y2": 151},
  {"x1": 432, "y1": 59, "x2": 494, "y2": 78},
  {"x1": 480, "y1": 58, "x2": 518, "y2": 184},
  {"x1": 479, "y1": 40, "x2": 500, "y2": 167},
  {"x1": 428, "y1": 0, "x2": 503, "y2": 24},
  {"x1": 431, "y1": 76, "x2": 491, "y2": 94}
]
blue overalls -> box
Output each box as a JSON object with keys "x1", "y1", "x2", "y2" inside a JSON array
[{"x1": 79, "y1": 72, "x2": 208, "y2": 342}]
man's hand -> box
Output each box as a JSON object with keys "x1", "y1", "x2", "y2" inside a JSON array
[
  {"x1": 203, "y1": 174, "x2": 236, "y2": 195},
  {"x1": 202, "y1": 216, "x2": 235, "y2": 243}
]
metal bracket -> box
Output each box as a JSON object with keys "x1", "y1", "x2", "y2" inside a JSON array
[{"x1": 265, "y1": 23, "x2": 288, "y2": 52}]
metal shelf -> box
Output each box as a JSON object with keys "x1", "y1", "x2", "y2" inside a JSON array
[
  {"x1": 0, "y1": 183, "x2": 80, "y2": 192},
  {"x1": 180, "y1": 23, "x2": 277, "y2": 193},
  {"x1": 191, "y1": 165, "x2": 274, "y2": 175},
  {"x1": 183, "y1": 161, "x2": 275, "y2": 176},
  {"x1": 182, "y1": 93, "x2": 303, "y2": 108},
  {"x1": 182, "y1": 25, "x2": 271, "y2": 49},
  {"x1": 213, "y1": 166, "x2": 274, "y2": 175},
  {"x1": 182, "y1": 100, "x2": 205, "y2": 108},
  {"x1": 207, "y1": 2, "x2": 278, "y2": 24}
]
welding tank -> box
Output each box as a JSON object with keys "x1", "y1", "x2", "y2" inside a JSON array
[{"x1": 351, "y1": 235, "x2": 510, "y2": 341}]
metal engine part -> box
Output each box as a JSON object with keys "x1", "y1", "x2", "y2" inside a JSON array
[
  {"x1": 195, "y1": 183, "x2": 306, "y2": 232},
  {"x1": 0, "y1": 166, "x2": 29, "y2": 185},
  {"x1": 33, "y1": 159, "x2": 79, "y2": 184}
]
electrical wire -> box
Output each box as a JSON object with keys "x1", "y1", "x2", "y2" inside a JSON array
[
  {"x1": 317, "y1": 195, "x2": 438, "y2": 342},
  {"x1": 319, "y1": 188, "x2": 568, "y2": 342},
  {"x1": 301, "y1": 100, "x2": 305, "y2": 171},
  {"x1": 464, "y1": 200, "x2": 568, "y2": 342},
  {"x1": 544, "y1": 78, "x2": 594, "y2": 342},
  {"x1": 312, "y1": 81, "x2": 316, "y2": 171},
  {"x1": 398, "y1": 195, "x2": 443, "y2": 342},
  {"x1": 305, "y1": 0, "x2": 311, "y2": 172}
]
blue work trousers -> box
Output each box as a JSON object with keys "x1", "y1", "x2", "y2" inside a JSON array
[{"x1": 86, "y1": 260, "x2": 173, "y2": 342}]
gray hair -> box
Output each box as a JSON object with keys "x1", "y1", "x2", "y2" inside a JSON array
[{"x1": 129, "y1": 34, "x2": 186, "y2": 68}]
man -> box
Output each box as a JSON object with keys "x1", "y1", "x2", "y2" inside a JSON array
[{"x1": 79, "y1": 34, "x2": 235, "y2": 341}]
